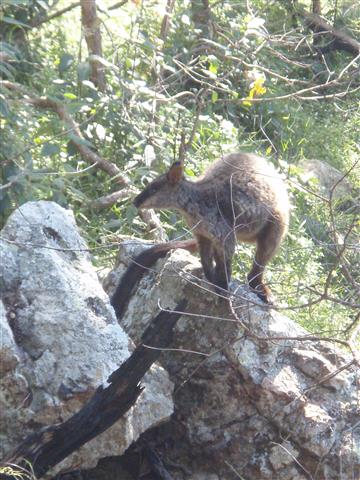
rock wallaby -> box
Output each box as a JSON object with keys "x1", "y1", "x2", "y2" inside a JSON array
[{"x1": 111, "y1": 153, "x2": 289, "y2": 315}]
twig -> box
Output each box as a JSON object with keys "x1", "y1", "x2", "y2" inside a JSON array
[
  {"x1": 91, "y1": 187, "x2": 137, "y2": 210},
  {"x1": 31, "y1": 2, "x2": 80, "y2": 27}
]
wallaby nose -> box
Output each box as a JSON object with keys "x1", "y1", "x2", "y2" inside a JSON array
[
  {"x1": 133, "y1": 195, "x2": 141, "y2": 208},
  {"x1": 133, "y1": 191, "x2": 144, "y2": 209}
]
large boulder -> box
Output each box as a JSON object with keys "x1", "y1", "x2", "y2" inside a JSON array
[
  {"x1": 0, "y1": 201, "x2": 173, "y2": 474},
  {"x1": 103, "y1": 241, "x2": 360, "y2": 480},
  {"x1": 299, "y1": 158, "x2": 358, "y2": 208}
]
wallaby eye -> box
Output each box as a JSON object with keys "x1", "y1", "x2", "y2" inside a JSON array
[{"x1": 146, "y1": 183, "x2": 159, "y2": 196}]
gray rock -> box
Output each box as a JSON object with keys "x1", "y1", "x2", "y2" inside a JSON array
[
  {"x1": 104, "y1": 240, "x2": 360, "y2": 480},
  {"x1": 0, "y1": 300, "x2": 21, "y2": 375},
  {"x1": 299, "y1": 158, "x2": 358, "y2": 207},
  {"x1": 0, "y1": 201, "x2": 173, "y2": 473}
]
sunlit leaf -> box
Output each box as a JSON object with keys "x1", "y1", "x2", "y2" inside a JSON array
[
  {"x1": 211, "y1": 91, "x2": 218, "y2": 103},
  {"x1": 77, "y1": 62, "x2": 90, "y2": 81},
  {"x1": 67, "y1": 134, "x2": 93, "y2": 148},
  {"x1": 1, "y1": 16, "x2": 30, "y2": 28},
  {"x1": 95, "y1": 123, "x2": 106, "y2": 140},
  {"x1": 63, "y1": 92, "x2": 77, "y2": 100},
  {"x1": 59, "y1": 53, "x2": 74, "y2": 73}
]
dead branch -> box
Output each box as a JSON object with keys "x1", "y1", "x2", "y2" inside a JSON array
[
  {"x1": 108, "y1": 0, "x2": 129, "y2": 10},
  {"x1": 297, "y1": 9, "x2": 360, "y2": 56},
  {"x1": 91, "y1": 187, "x2": 137, "y2": 210},
  {"x1": 31, "y1": 2, "x2": 80, "y2": 27},
  {"x1": 138, "y1": 210, "x2": 168, "y2": 242},
  {"x1": 2, "y1": 81, "x2": 127, "y2": 185},
  {"x1": 1, "y1": 300, "x2": 187, "y2": 479}
]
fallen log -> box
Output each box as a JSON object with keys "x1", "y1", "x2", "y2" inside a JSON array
[{"x1": 299, "y1": 10, "x2": 360, "y2": 56}]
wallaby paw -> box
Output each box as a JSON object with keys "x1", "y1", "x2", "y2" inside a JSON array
[
  {"x1": 192, "y1": 266, "x2": 204, "y2": 278},
  {"x1": 251, "y1": 284, "x2": 274, "y2": 305}
]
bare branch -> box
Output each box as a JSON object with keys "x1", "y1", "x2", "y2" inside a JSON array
[
  {"x1": 108, "y1": 0, "x2": 128, "y2": 10},
  {"x1": 138, "y1": 210, "x2": 168, "y2": 242},
  {"x1": 91, "y1": 187, "x2": 137, "y2": 210},
  {"x1": 31, "y1": 2, "x2": 81, "y2": 27},
  {"x1": 81, "y1": 0, "x2": 106, "y2": 91}
]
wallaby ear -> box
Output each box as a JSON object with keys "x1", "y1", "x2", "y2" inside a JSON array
[{"x1": 167, "y1": 161, "x2": 184, "y2": 185}]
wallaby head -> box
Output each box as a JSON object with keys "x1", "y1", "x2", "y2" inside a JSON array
[{"x1": 133, "y1": 161, "x2": 184, "y2": 209}]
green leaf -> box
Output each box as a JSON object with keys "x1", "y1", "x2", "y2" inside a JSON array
[
  {"x1": 211, "y1": 91, "x2": 218, "y2": 103},
  {"x1": 77, "y1": 62, "x2": 90, "y2": 81},
  {"x1": 59, "y1": 53, "x2": 74, "y2": 73},
  {"x1": 1, "y1": 16, "x2": 30, "y2": 28},
  {"x1": 1, "y1": 0, "x2": 29, "y2": 5},
  {"x1": 95, "y1": 123, "x2": 106, "y2": 140},
  {"x1": 63, "y1": 92, "x2": 77, "y2": 100},
  {"x1": 41, "y1": 143, "x2": 60, "y2": 157},
  {"x1": 67, "y1": 133, "x2": 94, "y2": 148},
  {"x1": 209, "y1": 63, "x2": 218, "y2": 75},
  {"x1": 36, "y1": 0, "x2": 50, "y2": 10},
  {"x1": 0, "y1": 62, "x2": 15, "y2": 80},
  {"x1": 126, "y1": 204, "x2": 137, "y2": 223},
  {"x1": 0, "y1": 98, "x2": 10, "y2": 117},
  {"x1": 0, "y1": 41, "x2": 19, "y2": 58},
  {"x1": 66, "y1": 141, "x2": 78, "y2": 157}
]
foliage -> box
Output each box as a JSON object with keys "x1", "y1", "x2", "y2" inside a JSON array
[{"x1": 0, "y1": 0, "x2": 359, "y2": 341}]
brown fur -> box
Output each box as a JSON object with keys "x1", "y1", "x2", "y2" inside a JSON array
[{"x1": 131, "y1": 153, "x2": 290, "y2": 303}]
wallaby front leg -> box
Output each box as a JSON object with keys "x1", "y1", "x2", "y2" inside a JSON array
[
  {"x1": 213, "y1": 237, "x2": 234, "y2": 291},
  {"x1": 196, "y1": 235, "x2": 215, "y2": 283}
]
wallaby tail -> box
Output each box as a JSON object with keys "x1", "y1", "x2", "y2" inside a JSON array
[{"x1": 111, "y1": 239, "x2": 198, "y2": 319}]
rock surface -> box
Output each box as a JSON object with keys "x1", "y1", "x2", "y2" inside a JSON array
[
  {"x1": 103, "y1": 240, "x2": 360, "y2": 480},
  {"x1": 299, "y1": 158, "x2": 357, "y2": 206},
  {"x1": 0, "y1": 201, "x2": 173, "y2": 474}
]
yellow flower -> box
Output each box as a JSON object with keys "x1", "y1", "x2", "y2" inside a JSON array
[
  {"x1": 252, "y1": 77, "x2": 267, "y2": 96},
  {"x1": 243, "y1": 77, "x2": 267, "y2": 106}
]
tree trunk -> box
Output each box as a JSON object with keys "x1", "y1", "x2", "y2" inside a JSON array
[
  {"x1": 80, "y1": 0, "x2": 106, "y2": 91},
  {"x1": 312, "y1": 0, "x2": 321, "y2": 15},
  {"x1": 160, "y1": 0, "x2": 176, "y2": 41}
]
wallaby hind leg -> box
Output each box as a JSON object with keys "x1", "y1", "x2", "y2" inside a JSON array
[
  {"x1": 196, "y1": 235, "x2": 215, "y2": 283},
  {"x1": 248, "y1": 219, "x2": 286, "y2": 303}
]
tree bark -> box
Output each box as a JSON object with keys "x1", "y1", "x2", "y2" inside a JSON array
[
  {"x1": 160, "y1": 0, "x2": 176, "y2": 41},
  {"x1": 312, "y1": 0, "x2": 321, "y2": 15},
  {"x1": 80, "y1": 0, "x2": 106, "y2": 91},
  {"x1": 1, "y1": 300, "x2": 187, "y2": 479}
]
